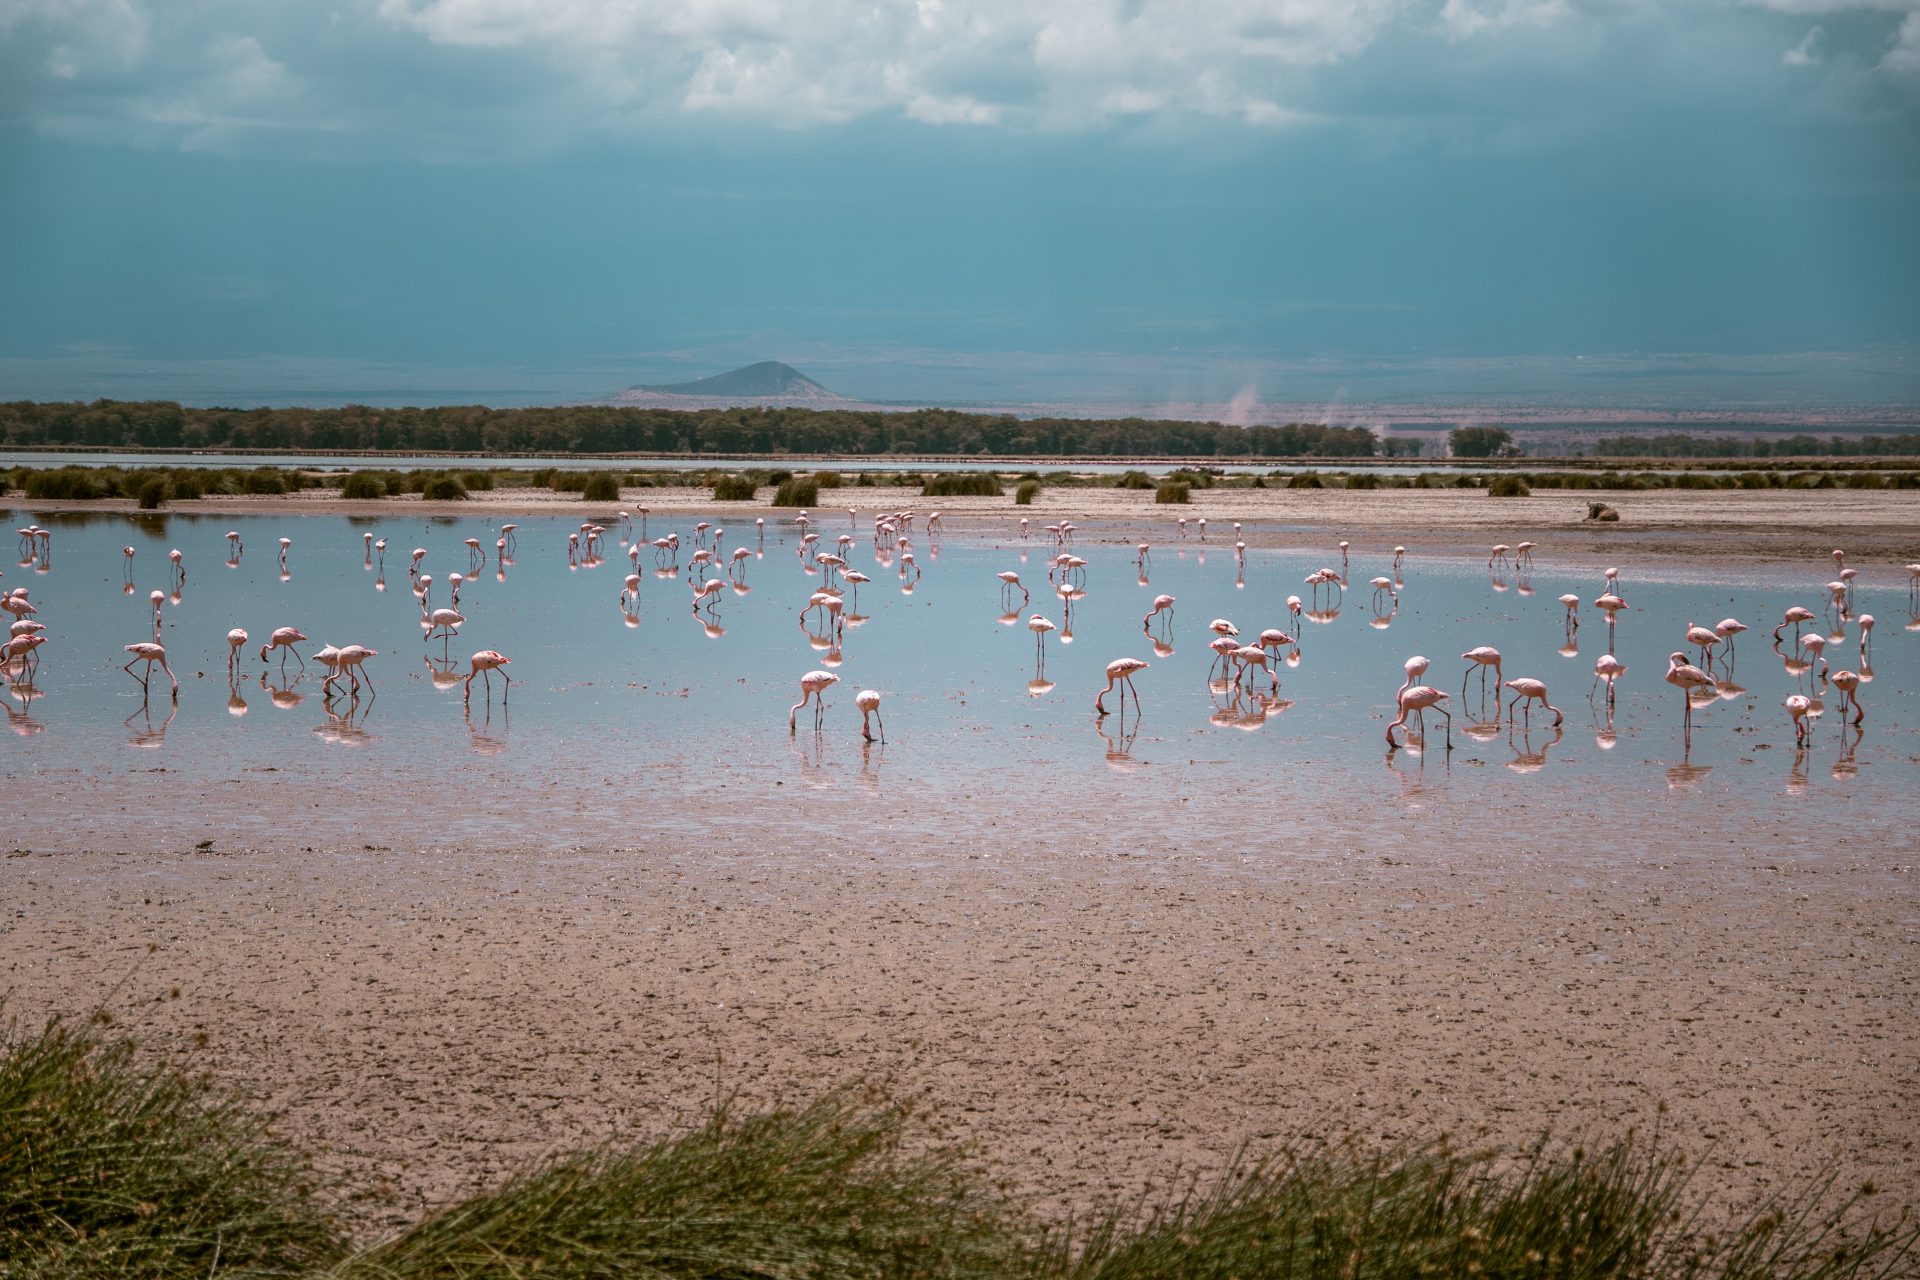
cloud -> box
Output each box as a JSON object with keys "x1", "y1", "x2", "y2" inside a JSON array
[
  {"x1": 1782, "y1": 23, "x2": 1825, "y2": 63},
  {"x1": 1885, "y1": 10, "x2": 1920, "y2": 70}
]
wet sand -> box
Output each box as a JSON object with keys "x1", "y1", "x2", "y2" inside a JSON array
[
  {"x1": 12, "y1": 482, "x2": 1920, "y2": 565},
  {"x1": 5, "y1": 483, "x2": 1918, "y2": 1236}
]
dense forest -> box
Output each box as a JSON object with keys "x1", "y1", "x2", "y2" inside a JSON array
[{"x1": 0, "y1": 400, "x2": 1389, "y2": 458}]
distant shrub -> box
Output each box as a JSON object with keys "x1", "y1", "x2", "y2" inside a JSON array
[
  {"x1": 341, "y1": 471, "x2": 386, "y2": 499},
  {"x1": 463, "y1": 470, "x2": 497, "y2": 491},
  {"x1": 1890, "y1": 471, "x2": 1920, "y2": 489},
  {"x1": 767, "y1": 470, "x2": 794, "y2": 486},
  {"x1": 1736, "y1": 471, "x2": 1768, "y2": 489},
  {"x1": 713, "y1": 475, "x2": 758, "y2": 501},
  {"x1": 1015, "y1": 480, "x2": 1040, "y2": 505},
  {"x1": 1488, "y1": 474, "x2": 1531, "y2": 497},
  {"x1": 813, "y1": 471, "x2": 844, "y2": 490},
  {"x1": 22, "y1": 467, "x2": 109, "y2": 500},
  {"x1": 1344, "y1": 473, "x2": 1381, "y2": 490},
  {"x1": 582, "y1": 472, "x2": 621, "y2": 502},
  {"x1": 167, "y1": 470, "x2": 205, "y2": 500},
  {"x1": 527, "y1": 467, "x2": 555, "y2": 486},
  {"x1": 1155, "y1": 480, "x2": 1191, "y2": 504},
  {"x1": 773, "y1": 477, "x2": 818, "y2": 507},
  {"x1": 1842, "y1": 471, "x2": 1884, "y2": 489},
  {"x1": 136, "y1": 476, "x2": 169, "y2": 509},
  {"x1": 1289, "y1": 471, "x2": 1324, "y2": 490},
  {"x1": 856, "y1": 472, "x2": 877, "y2": 487},
  {"x1": 1118, "y1": 470, "x2": 1155, "y2": 490},
  {"x1": 242, "y1": 469, "x2": 286, "y2": 495},
  {"x1": 1167, "y1": 468, "x2": 1214, "y2": 489},
  {"x1": 922, "y1": 472, "x2": 1002, "y2": 498},
  {"x1": 1251, "y1": 476, "x2": 1267, "y2": 488},
  {"x1": 421, "y1": 475, "x2": 469, "y2": 501}
]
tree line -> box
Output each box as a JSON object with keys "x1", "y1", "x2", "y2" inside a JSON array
[
  {"x1": 0, "y1": 400, "x2": 1391, "y2": 458},
  {"x1": 1591, "y1": 431, "x2": 1920, "y2": 458}
]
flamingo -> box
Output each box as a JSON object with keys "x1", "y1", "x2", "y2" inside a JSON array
[
  {"x1": 789, "y1": 670, "x2": 839, "y2": 733},
  {"x1": 1136, "y1": 543, "x2": 1151, "y2": 571},
  {"x1": 466, "y1": 538, "x2": 486, "y2": 571},
  {"x1": 260, "y1": 626, "x2": 308, "y2": 671},
  {"x1": 1028, "y1": 614, "x2": 1057, "y2": 668},
  {"x1": 997, "y1": 571, "x2": 1028, "y2": 609},
  {"x1": 1559, "y1": 594, "x2": 1580, "y2": 634},
  {"x1": 1094, "y1": 657, "x2": 1149, "y2": 717},
  {"x1": 1488, "y1": 543, "x2": 1512, "y2": 572},
  {"x1": 1460, "y1": 645, "x2": 1503, "y2": 704},
  {"x1": 1772, "y1": 606, "x2": 1814, "y2": 643},
  {"x1": 226, "y1": 628, "x2": 248, "y2": 675},
  {"x1": 424, "y1": 607, "x2": 465, "y2": 652},
  {"x1": 1398, "y1": 655, "x2": 1430, "y2": 698},
  {"x1": 1602, "y1": 565, "x2": 1620, "y2": 595},
  {"x1": 277, "y1": 537, "x2": 292, "y2": 572},
  {"x1": 1684, "y1": 621, "x2": 1721, "y2": 672},
  {"x1": 1209, "y1": 618, "x2": 1240, "y2": 640},
  {"x1": 1799, "y1": 632, "x2": 1829, "y2": 683},
  {"x1": 1829, "y1": 669, "x2": 1865, "y2": 725},
  {"x1": 168, "y1": 548, "x2": 184, "y2": 586},
  {"x1": 332, "y1": 645, "x2": 377, "y2": 695},
  {"x1": 1368, "y1": 577, "x2": 1396, "y2": 609},
  {"x1": 1386, "y1": 685, "x2": 1451, "y2": 749},
  {"x1": 1143, "y1": 594, "x2": 1175, "y2": 631},
  {"x1": 1665, "y1": 652, "x2": 1715, "y2": 742},
  {"x1": 1591, "y1": 654, "x2": 1627, "y2": 708},
  {"x1": 1714, "y1": 617, "x2": 1748, "y2": 662},
  {"x1": 464, "y1": 650, "x2": 510, "y2": 704},
  {"x1": 855, "y1": 689, "x2": 884, "y2": 742},
  {"x1": 1230, "y1": 644, "x2": 1276, "y2": 693},
  {"x1": 1515, "y1": 541, "x2": 1536, "y2": 570},
  {"x1": 123, "y1": 642, "x2": 177, "y2": 696},
  {"x1": 1503, "y1": 677, "x2": 1564, "y2": 727},
  {"x1": 1786, "y1": 694, "x2": 1813, "y2": 746},
  {"x1": 1393, "y1": 545, "x2": 1406, "y2": 573},
  {"x1": 1260, "y1": 628, "x2": 1298, "y2": 667},
  {"x1": 501, "y1": 523, "x2": 519, "y2": 554},
  {"x1": 841, "y1": 569, "x2": 868, "y2": 609}
]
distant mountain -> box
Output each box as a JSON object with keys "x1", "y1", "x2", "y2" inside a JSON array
[{"x1": 620, "y1": 361, "x2": 841, "y2": 401}]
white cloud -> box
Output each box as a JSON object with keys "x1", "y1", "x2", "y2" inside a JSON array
[
  {"x1": 1781, "y1": 23, "x2": 1825, "y2": 64},
  {"x1": 1885, "y1": 10, "x2": 1920, "y2": 70},
  {"x1": 1438, "y1": 0, "x2": 1570, "y2": 41}
]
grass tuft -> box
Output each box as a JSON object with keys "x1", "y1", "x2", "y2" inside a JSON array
[
  {"x1": 0, "y1": 1012, "x2": 344, "y2": 1280},
  {"x1": 923, "y1": 472, "x2": 1003, "y2": 498}
]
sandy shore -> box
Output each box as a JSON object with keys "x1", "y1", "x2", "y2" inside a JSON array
[
  {"x1": 5, "y1": 822, "x2": 1914, "y2": 1237},
  {"x1": 12, "y1": 482, "x2": 1920, "y2": 565}
]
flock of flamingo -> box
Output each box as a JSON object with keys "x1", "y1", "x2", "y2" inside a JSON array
[{"x1": 2, "y1": 511, "x2": 1914, "y2": 758}]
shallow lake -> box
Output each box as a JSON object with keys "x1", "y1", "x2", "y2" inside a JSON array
[{"x1": 5, "y1": 507, "x2": 1912, "y2": 855}]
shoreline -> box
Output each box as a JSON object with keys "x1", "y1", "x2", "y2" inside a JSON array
[{"x1": 10, "y1": 484, "x2": 1920, "y2": 563}]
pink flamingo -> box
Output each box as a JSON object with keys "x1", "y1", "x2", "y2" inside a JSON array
[
  {"x1": 789, "y1": 670, "x2": 839, "y2": 733},
  {"x1": 1515, "y1": 541, "x2": 1536, "y2": 570},
  {"x1": 1665, "y1": 652, "x2": 1715, "y2": 742},
  {"x1": 1261, "y1": 628, "x2": 1298, "y2": 667},
  {"x1": 278, "y1": 537, "x2": 292, "y2": 572},
  {"x1": 1368, "y1": 576, "x2": 1396, "y2": 608},
  {"x1": 1786, "y1": 694, "x2": 1813, "y2": 746},
  {"x1": 1829, "y1": 669, "x2": 1865, "y2": 724},
  {"x1": 226, "y1": 530, "x2": 243, "y2": 555},
  {"x1": 1488, "y1": 543, "x2": 1512, "y2": 572},
  {"x1": 260, "y1": 626, "x2": 308, "y2": 671},
  {"x1": 1714, "y1": 617, "x2": 1748, "y2": 663},
  {"x1": 464, "y1": 650, "x2": 510, "y2": 704},
  {"x1": 1858, "y1": 614, "x2": 1874, "y2": 660},
  {"x1": 998, "y1": 570, "x2": 1028, "y2": 609},
  {"x1": 226, "y1": 627, "x2": 248, "y2": 675},
  {"x1": 325, "y1": 645, "x2": 377, "y2": 696},
  {"x1": 1398, "y1": 655, "x2": 1430, "y2": 698},
  {"x1": 1386, "y1": 685, "x2": 1451, "y2": 749},
  {"x1": 1772, "y1": 606, "x2": 1814, "y2": 644},
  {"x1": 500, "y1": 523, "x2": 519, "y2": 554},
  {"x1": 1230, "y1": 644, "x2": 1276, "y2": 693},
  {"x1": 1503, "y1": 677, "x2": 1564, "y2": 727},
  {"x1": 1591, "y1": 654, "x2": 1626, "y2": 708},
  {"x1": 466, "y1": 538, "x2": 486, "y2": 571},
  {"x1": 1684, "y1": 622, "x2": 1721, "y2": 673},
  {"x1": 123, "y1": 642, "x2": 177, "y2": 696},
  {"x1": 1392, "y1": 545, "x2": 1405, "y2": 573},
  {"x1": 1095, "y1": 657, "x2": 1149, "y2": 717},
  {"x1": 1460, "y1": 645, "x2": 1502, "y2": 704},
  {"x1": 855, "y1": 689, "x2": 884, "y2": 742},
  {"x1": 1136, "y1": 543, "x2": 1151, "y2": 571},
  {"x1": 1028, "y1": 614, "x2": 1057, "y2": 670},
  {"x1": 1559, "y1": 594, "x2": 1580, "y2": 635},
  {"x1": 1143, "y1": 594, "x2": 1175, "y2": 631},
  {"x1": 424, "y1": 607, "x2": 465, "y2": 653}
]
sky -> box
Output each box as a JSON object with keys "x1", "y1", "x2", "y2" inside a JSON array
[{"x1": 1, "y1": 0, "x2": 1917, "y2": 410}]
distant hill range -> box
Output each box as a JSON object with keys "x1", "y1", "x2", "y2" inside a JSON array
[{"x1": 614, "y1": 361, "x2": 851, "y2": 406}]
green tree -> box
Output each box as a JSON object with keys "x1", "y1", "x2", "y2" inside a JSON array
[{"x1": 1449, "y1": 426, "x2": 1515, "y2": 458}]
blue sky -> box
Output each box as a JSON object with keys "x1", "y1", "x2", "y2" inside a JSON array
[{"x1": 1, "y1": 0, "x2": 1917, "y2": 408}]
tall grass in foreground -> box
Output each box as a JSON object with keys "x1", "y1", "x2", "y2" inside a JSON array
[
  {"x1": 0, "y1": 1013, "x2": 343, "y2": 1280},
  {"x1": 4, "y1": 1014, "x2": 1914, "y2": 1280}
]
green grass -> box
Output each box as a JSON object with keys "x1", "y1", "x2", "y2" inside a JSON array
[
  {"x1": 420, "y1": 475, "x2": 469, "y2": 501},
  {"x1": 581, "y1": 472, "x2": 621, "y2": 502},
  {"x1": 340, "y1": 471, "x2": 386, "y2": 499},
  {"x1": 1154, "y1": 480, "x2": 1190, "y2": 504},
  {"x1": 5, "y1": 1013, "x2": 1914, "y2": 1280},
  {"x1": 923, "y1": 471, "x2": 1004, "y2": 498},
  {"x1": 773, "y1": 477, "x2": 819, "y2": 507},
  {"x1": 0, "y1": 1012, "x2": 344, "y2": 1280},
  {"x1": 1015, "y1": 479, "x2": 1041, "y2": 505},
  {"x1": 712, "y1": 474, "x2": 759, "y2": 501}
]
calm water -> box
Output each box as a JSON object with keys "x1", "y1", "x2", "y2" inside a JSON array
[{"x1": 5, "y1": 508, "x2": 1913, "y2": 852}]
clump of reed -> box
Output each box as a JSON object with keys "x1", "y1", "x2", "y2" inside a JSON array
[
  {"x1": 340, "y1": 470, "x2": 388, "y2": 499},
  {"x1": 773, "y1": 476, "x2": 819, "y2": 507},
  {"x1": 1488, "y1": 474, "x2": 1532, "y2": 497},
  {"x1": 581, "y1": 472, "x2": 621, "y2": 502},
  {"x1": 420, "y1": 474, "x2": 469, "y2": 501},
  {"x1": 712, "y1": 474, "x2": 758, "y2": 501},
  {"x1": 6, "y1": 1012, "x2": 1914, "y2": 1280},
  {"x1": 1154, "y1": 480, "x2": 1191, "y2": 504},
  {"x1": 1015, "y1": 479, "x2": 1041, "y2": 505},
  {"x1": 923, "y1": 472, "x2": 1003, "y2": 498},
  {"x1": 0, "y1": 1012, "x2": 344, "y2": 1280}
]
